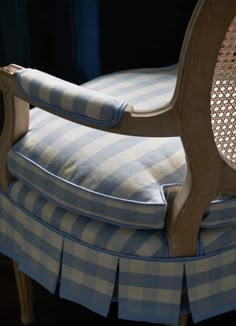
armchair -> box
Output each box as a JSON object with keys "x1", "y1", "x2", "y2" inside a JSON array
[{"x1": 0, "y1": 0, "x2": 236, "y2": 325}]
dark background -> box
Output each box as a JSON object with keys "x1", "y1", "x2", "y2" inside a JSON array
[
  {"x1": 0, "y1": 0, "x2": 198, "y2": 80},
  {"x1": 0, "y1": 0, "x2": 198, "y2": 132}
]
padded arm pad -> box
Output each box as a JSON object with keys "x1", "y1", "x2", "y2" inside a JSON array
[{"x1": 16, "y1": 69, "x2": 129, "y2": 126}]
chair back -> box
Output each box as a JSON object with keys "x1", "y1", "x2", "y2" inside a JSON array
[{"x1": 167, "y1": 0, "x2": 236, "y2": 256}]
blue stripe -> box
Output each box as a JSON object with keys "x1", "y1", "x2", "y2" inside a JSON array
[
  {"x1": 60, "y1": 278, "x2": 112, "y2": 317},
  {"x1": 46, "y1": 128, "x2": 105, "y2": 174},
  {"x1": 99, "y1": 101, "x2": 116, "y2": 121},
  {"x1": 63, "y1": 252, "x2": 116, "y2": 282},
  {"x1": 8, "y1": 153, "x2": 165, "y2": 229},
  {"x1": 119, "y1": 299, "x2": 179, "y2": 325},
  {"x1": 29, "y1": 78, "x2": 41, "y2": 98},
  {"x1": 17, "y1": 70, "x2": 127, "y2": 127},
  {"x1": 69, "y1": 216, "x2": 93, "y2": 240},
  {"x1": 190, "y1": 289, "x2": 236, "y2": 323},
  {"x1": 120, "y1": 230, "x2": 160, "y2": 256},
  {"x1": 83, "y1": 65, "x2": 177, "y2": 90},
  {"x1": 19, "y1": 257, "x2": 59, "y2": 293},
  {"x1": 125, "y1": 85, "x2": 175, "y2": 105},
  {"x1": 0, "y1": 234, "x2": 22, "y2": 263},
  {"x1": 72, "y1": 91, "x2": 92, "y2": 116},
  {"x1": 102, "y1": 74, "x2": 176, "y2": 97},
  {"x1": 72, "y1": 135, "x2": 146, "y2": 185},
  {"x1": 120, "y1": 272, "x2": 182, "y2": 290},
  {"x1": 187, "y1": 261, "x2": 236, "y2": 287},
  {"x1": 32, "y1": 195, "x2": 49, "y2": 220},
  {"x1": 93, "y1": 139, "x2": 182, "y2": 197},
  {"x1": 0, "y1": 205, "x2": 61, "y2": 260},
  {"x1": 93, "y1": 223, "x2": 119, "y2": 248},
  {"x1": 49, "y1": 85, "x2": 64, "y2": 106}
]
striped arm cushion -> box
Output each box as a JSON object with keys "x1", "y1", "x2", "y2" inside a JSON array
[{"x1": 16, "y1": 69, "x2": 130, "y2": 126}]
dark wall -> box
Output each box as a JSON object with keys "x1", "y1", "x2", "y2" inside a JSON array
[
  {"x1": 0, "y1": 0, "x2": 31, "y2": 133},
  {"x1": 100, "y1": 0, "x2": 198, "y2": 73},
  {"x1": 27, "y1": 0, "x2": 198, "y2": 81},
  {"x1": 28, "y1": 0, "x2": 80, "y2": 83}
]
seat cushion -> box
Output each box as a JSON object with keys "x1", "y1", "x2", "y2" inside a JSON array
[
  {"x1": 83, "y1": 64, "x2": 178, "y2": 114},
  {"x1": 8, "y1": 107, "x2": 186, "y2": 229}
]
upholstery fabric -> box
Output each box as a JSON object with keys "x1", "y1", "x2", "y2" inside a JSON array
[
  {"x1": 83, "y1": 64, "x2": 177, "y2": 113},
  {"x1": 8, "y1": 179, "x2": 166, "y2": 258},
  {"x1": 1, "y1": 185, "x2": 236, "y2": 324},
  {"x1": 2, "y1": 65, "x2": 236, "y2": 325},
  {"x1": 8, "y1": 107, "x2": 186, "y2": 229},
  {"x1": 7, "y1": 108, "x2": 236, "y2": 229},
  {"x1": 17, "y1": 69, "x2": 129, "y2": 127}
]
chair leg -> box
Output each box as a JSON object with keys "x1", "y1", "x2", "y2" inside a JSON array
[
  {"x1": 13, "y1": 261, "x2": 34, "y2": 325},
  {"x1": 164, "y1": 314, "x2": 188, "y2": 326},
  {"x1": 178, "y1": 314, "x2": 188, "y2": 326}
]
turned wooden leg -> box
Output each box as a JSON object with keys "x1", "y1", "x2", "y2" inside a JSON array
[
  {"x1": 165, "y1": 314, "x2": 188, "y2": 326},
  {"x1": 178, "y1": 314, "x2": 188, "y2": 326},
  {"x1": 13, "y1": 261, "x2": 34, "y2": 325}
]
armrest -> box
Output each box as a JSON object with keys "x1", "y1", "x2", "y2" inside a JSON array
[
  {"x1": 0, "y1": 64, "x2": 180, "y2": 137},
  {"x1": 17, "y1": 68, "x2": 129, "y2": 127}
]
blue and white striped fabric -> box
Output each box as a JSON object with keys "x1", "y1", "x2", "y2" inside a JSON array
[
  {"x1": 7, "y1": 107, "x2": 186, "y2": 229},
  {"x1": 8, "y1": 178, "x2": 166, "y2": 258},
  {"x1": 16, "y1": 69, "x2": 130, "y2": 127},
  {"x1": 185, "y1": 249, "x2": 236, "y2": 323},
  {"x1": 83, "y1": 65, "x2": 177, "y2": 113},
  {"x1": 0, "y1": 189, "x2": 183, "y2": 325},
  {"x1": 0, "y1": 190, "x2": 63, "y2": 293},
  {"x1": 2, "y1": 64, "x2": 236, "y2": 325},
  {"x1": 7, "y1": 108, "x2": 236, "y2": 229},
  {"x1": 118, "y1": 257, "x2": 184, "y2": 325},
  {"x1": 164, "y1": 186, "x2": 236, "y2": 229},
  {"x1": 2, "y1": 183, "x2": 236, "y2": 324}
]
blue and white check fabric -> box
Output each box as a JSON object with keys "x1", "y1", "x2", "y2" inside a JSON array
[
  {"x1": 2, "y1": 183, "x2": 236, "y2": 325},
  {"x1": 1, "y1": 65, "x2": 236, "y2": 325},
  {"x1": 7, "y1": 107, "x2": 187, "y2": 229},
  {"x1": 16, "y1": 69, "x2": 130, "y2": 126},
  {"x1": 7, "y1": 108, "x2": 236, "y2": 230}
]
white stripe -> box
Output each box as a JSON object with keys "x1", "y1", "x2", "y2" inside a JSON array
[
  {"x1": 112, "y1": 145, "x2": 185, "y2": 200},
  {"x1": 188, "y1": 274, "x2": 236, "y2": 301},
  {"x1": 62, "y1": 265, "x2": 115, "y2": 296},
  {"x1": 119, "y1": 285, "x2": 181, "y2": 304}
]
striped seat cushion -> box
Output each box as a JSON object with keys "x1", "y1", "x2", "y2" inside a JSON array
[
  {"x1": 83, "y1": 65, "x2": 177, "y2": 113},
  {"x1": 8, "y1": 107, "x2": 186, "y2": 229}
]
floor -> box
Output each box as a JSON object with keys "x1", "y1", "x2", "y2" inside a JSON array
[{"x1": 1, "y1": 254, "x2": 236, "y2": 326}]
